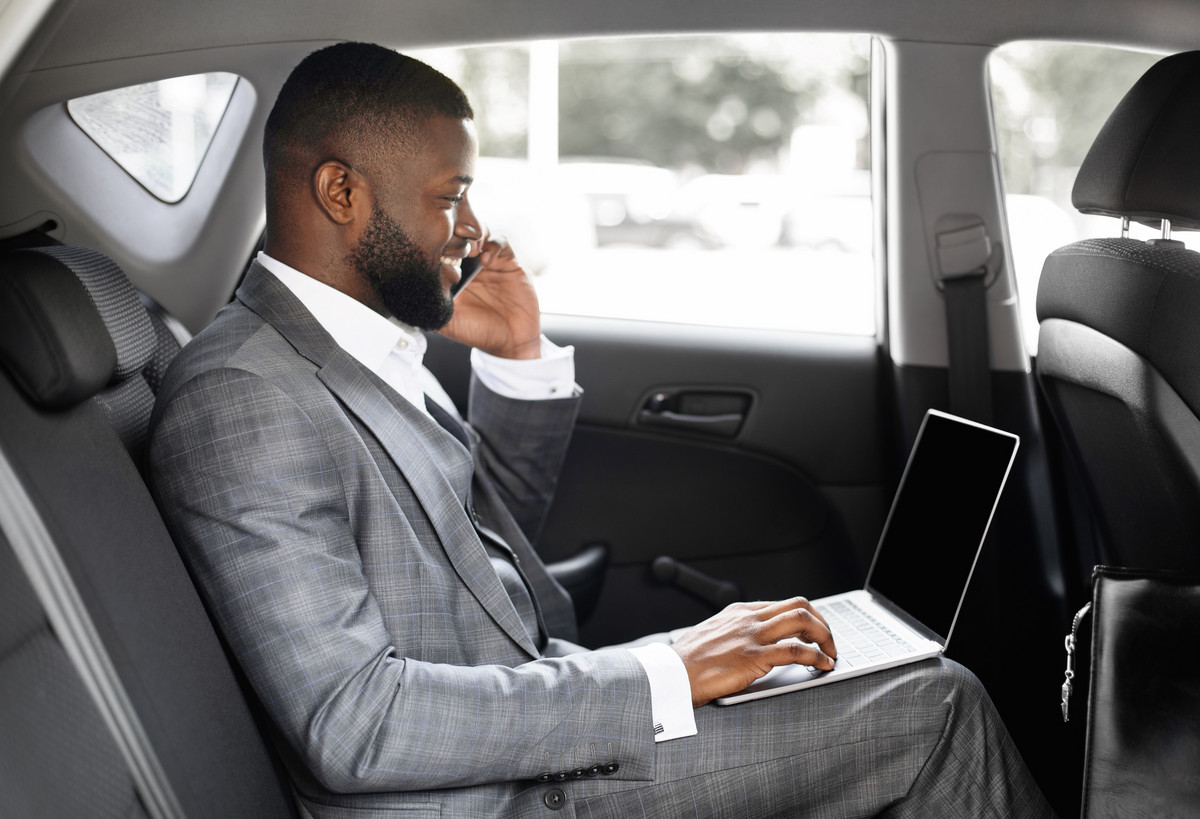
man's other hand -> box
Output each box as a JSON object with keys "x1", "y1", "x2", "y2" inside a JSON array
[
  {"x1": 672, "y1": 597, "x2": 838, "y2": 707},
  {"x1": 441, "y1": 235, "x2": 542, "y2": 360}
]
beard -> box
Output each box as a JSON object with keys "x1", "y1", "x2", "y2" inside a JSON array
[{"x1": 348, "y1": 205, "x2": 454, "y2": 330}]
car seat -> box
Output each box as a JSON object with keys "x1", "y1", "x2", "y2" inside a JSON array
[
  {"x1": 0, "y1": 246, "x2": 297, "y2": 817},
  {"x1": 1036, "y1": 50, "x2": 1200, "y2": 574}
]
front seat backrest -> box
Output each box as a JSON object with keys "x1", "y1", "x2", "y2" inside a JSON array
[{"x1": 1036, "y1": 50, "x2": 1200, "y2": 572}]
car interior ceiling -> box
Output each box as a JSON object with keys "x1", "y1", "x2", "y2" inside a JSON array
[{"x1": 4, "y1": 2, "x2": 1200, "y2": 818}]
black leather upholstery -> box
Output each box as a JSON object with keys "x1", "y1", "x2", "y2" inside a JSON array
[
  {"x1": 1036, "y1": 51, "x2": 1200, "y2": 573},
  {"x1": 1083, "y1": 567, "x2": 1200, "y2": 818}
]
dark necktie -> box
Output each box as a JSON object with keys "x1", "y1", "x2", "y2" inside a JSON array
[
  {"x1": 424, "y1": 395, "x2": 545, "y2": 648},
  {"x1": 424, "y1": 394, "x2": 471, "y2": 450}
]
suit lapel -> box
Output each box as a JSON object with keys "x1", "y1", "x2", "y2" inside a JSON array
[{"x1": 236, "y1": 263, "x2": 542, "y2": 659}]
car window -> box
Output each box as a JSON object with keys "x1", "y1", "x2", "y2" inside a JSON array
[
  {"x1": 67, "y1": 72, "x2": 239, "y2": 203},
  {"x1": 412, "y1": 34, "x2": 874, "y2": 335},
  {"x1": 989, "y1": 42, "x2": 1193, "y2": 354}
]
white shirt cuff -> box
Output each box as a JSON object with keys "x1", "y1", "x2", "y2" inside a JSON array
[
  {"x1": 627, "y1": 643, "x2": 698, "y2": 743},
  {"x1": 470, "y1": 336, "x2": 577, "y2": 401}
]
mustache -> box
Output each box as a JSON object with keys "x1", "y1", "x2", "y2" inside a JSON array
[{"x1": 444, "y1": 237, "x2": 478, "y2": 258}]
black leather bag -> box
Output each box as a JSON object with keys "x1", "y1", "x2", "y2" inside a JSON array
[{"x1": 1061, "y1": 566, "x2": 1200, "y2": 818}]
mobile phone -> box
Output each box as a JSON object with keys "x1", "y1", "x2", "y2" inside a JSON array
[{"x1": 451, "y1": 255, "x2": 481, "y2": 299}]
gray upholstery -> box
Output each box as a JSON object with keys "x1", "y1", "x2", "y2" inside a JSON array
[
  {"x1": 0, "y1": 247, "x2": 296, "y2": 817},
  {"x1": 0, "y1": 248, "x2": 116, "y2": 407},
  {"x1": 0, "y1": 531, "x2": 151, "y2": 819},
  {"x1": 0, "y1": 246, "x2": 187, "y2": 464},
  {"x1": 1036, "y1": 51, "x2": 1200, "y2": 572}
]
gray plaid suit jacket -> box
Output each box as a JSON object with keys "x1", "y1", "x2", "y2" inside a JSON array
[{"x1": 148, "y1": 264, "x2": 656, "y2": 817}]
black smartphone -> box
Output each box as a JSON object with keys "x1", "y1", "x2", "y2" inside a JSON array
[{"x1": 451, "y1": 255, "x2": 481, "y2": 299}]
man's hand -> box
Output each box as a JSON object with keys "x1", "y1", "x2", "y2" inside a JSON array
[
  {"x1": 440, "y1": 235, "x2": 542, "y2": 360},
  {"x1": 671, "y1": 597, "x2": 837, "y2": 707}
]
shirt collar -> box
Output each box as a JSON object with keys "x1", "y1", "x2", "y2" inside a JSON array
[{"x1": 256, "y1": 251, "x2": 426, "y2": 374}]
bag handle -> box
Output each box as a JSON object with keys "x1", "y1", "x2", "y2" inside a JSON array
[{"x1": 1060, "y1": 601, "x2": 1091, "y2": 722}]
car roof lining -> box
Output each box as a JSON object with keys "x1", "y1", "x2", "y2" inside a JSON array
[{"x1": 20, "y1": 0, "x2": 1198, "y2": 74}]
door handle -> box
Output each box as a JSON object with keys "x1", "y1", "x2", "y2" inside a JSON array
[{"x1": 636, "y1": 390, "x2": 750, "y2": 438}]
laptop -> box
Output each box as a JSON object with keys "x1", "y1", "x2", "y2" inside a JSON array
[{"x1": 715, "y1": 408, "x2": 1019, "y2": 705}]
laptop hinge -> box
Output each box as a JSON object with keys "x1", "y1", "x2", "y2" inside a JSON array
[{"x1": 865, "y1": 588, "x2": 945, "y2": 647}]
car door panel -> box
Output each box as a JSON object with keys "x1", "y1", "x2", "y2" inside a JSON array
[{"x1": 425, "y1": 315, "x2": 891, "y2": 646}]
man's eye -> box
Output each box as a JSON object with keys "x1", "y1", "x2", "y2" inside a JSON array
[{"x1": 444, "y1": 196, "x2": 464, "y2": 205}]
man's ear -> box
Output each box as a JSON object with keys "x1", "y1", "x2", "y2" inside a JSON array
[{"x1": 313, "y1": 161, "x2": 366, "y2": 225}]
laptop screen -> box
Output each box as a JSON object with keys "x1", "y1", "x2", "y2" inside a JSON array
[{"x1": 865, "y1": 410, "x2": 1019, "y2": 644}]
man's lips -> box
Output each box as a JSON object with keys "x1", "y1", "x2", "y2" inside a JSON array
[
  {"x1": 440, "y1": 252, "x2": 468, "y2": 288},
  {"x1": 441, "y1": 242, "x2": 474, "y2": 282}
]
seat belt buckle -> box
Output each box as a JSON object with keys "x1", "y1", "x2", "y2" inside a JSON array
[
  {"x1": 937, "y1": 223, "x2": 990, "y2": 279},
  {"x1": 932, "y1": 216, "x2": 1004, "y2": 289}
]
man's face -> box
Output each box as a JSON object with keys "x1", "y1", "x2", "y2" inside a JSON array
[
  {"x1": 349, "y1": 116, "x2": 479, "y2": 329},
  {"x1": 349, "y1": 204, "x2": 453, "y2": 329}
]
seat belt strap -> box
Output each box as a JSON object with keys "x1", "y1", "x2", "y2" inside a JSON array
[
  {"x1": 943, "y1": 271, "x2": 992, "y2": 424},
  {"x1": 0, "y1": 442, "x2": 185, "y2": 819},
  {"x1": 936, "y1": 220, "x2": 1002, "y2": 424}
]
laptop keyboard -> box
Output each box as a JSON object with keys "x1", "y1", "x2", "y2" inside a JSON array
[{"x1": 816, "y1": 598, "x2": 916, "y2": 670}]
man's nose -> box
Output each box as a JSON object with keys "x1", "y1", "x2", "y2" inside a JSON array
[{"x1": 454, "y1": 197, "x2": 482, "y2": 245}]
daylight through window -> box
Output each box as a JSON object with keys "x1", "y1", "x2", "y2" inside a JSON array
[
  {"x1": 412, "y1": 34, "x2": 873, "y2": 335},
  {"x1": 67, "y1": 72, "x2": 239, "y2": 203}
]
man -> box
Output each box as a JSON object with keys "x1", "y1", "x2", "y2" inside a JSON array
[{"x1": 148, "y1": 42, "x2": 1052, "y2": 818}]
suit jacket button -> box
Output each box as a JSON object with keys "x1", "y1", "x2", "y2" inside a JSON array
[
  {"x1": 570, "y1": 767, "x2": 586, "y2": 778},
  {"x1": 553, "y1": 771, "x2": 568, "y2": 781},
  {"x1": 535, "y1": 773, "x2": 552, "y2": 783},
  {"x1": 586, "y1": 764, "x2": 602, "y2": 776},
  {"x1": 601, "y1": 762, "x2": 619, "y2": 775},
  {"x1": 544, "y1": 788, "x2": 566, "y2": 810}
]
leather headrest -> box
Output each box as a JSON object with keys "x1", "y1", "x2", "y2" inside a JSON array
[
  {"x1": 1073, "y1": 51, "x2": 1200, "y2": 231},
  {"x1": 0, "y1": 249, "x2": 117, "y2": 407}
]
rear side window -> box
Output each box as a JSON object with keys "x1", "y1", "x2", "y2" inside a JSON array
[
  {"x1": 67, "y1": 72, "x2": 239, "y2": 203},
  {"x1": 988, "y1": 43, "x2": 1187, "y2": 353},
  {"x1": 412, "y1": 34, "x2": 874, "y2": 335}
]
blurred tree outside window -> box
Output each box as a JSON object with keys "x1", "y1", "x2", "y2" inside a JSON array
[
  {"x1": 413, "y1": 34, "x2": 873, "y2": 335},
  {"x1": 989, "y1": 43, "x2": 1193, "y2": 354}
]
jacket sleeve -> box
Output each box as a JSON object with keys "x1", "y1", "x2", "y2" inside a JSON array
[
  {"x1": 148, "y1": 366, "x2": 654, "y2": 795},
  {"x1": 466, "y1": 371, "x2": 581, "y2": 547}
]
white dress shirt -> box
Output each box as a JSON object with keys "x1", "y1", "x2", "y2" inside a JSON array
[{"x1": 258, "y1": 252, "x2": 696, "y2": 742}]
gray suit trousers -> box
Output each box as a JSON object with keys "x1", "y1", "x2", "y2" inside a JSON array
[{"x1": 503, "y1": 658, "x2": 1052, "y2": 818}]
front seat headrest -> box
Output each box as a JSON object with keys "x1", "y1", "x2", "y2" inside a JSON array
[{"x1": 1072, "y1": 50, "x2": 1200, "y2": 231}]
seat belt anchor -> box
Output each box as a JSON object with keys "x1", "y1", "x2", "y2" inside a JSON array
[{"x1": 933, "y1": 219, "x2": 1004, "y2": 289}]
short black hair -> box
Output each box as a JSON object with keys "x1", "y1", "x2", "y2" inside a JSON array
[{"x1": 264, "y1": 42, "x2": 473, "y2": 210}]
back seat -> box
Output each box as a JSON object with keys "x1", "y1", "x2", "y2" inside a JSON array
[{"x1": 0, "y1": 246, "x2": 297, "y2": 817}]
